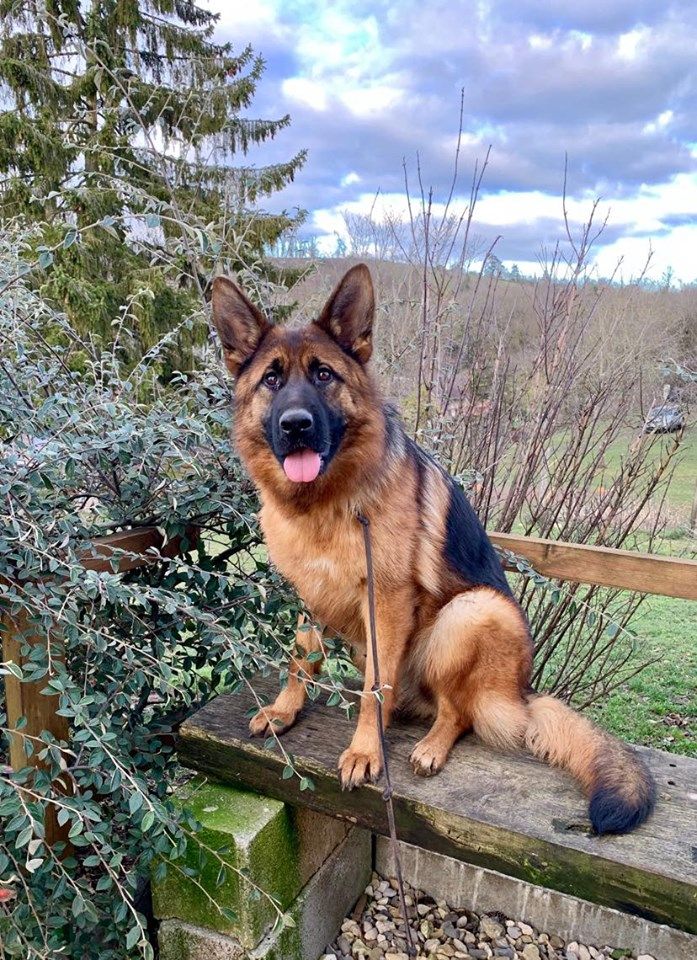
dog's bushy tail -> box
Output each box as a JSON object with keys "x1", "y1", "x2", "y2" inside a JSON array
[{"x1": 525, "y1": 694, "x2": 655, "y2": 834}]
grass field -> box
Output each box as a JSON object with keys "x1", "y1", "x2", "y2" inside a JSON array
[
  {"x1": 600, "y1": 425, "x2": 696, "y2": 529},
  {"x1": 584, "y1": 428, "x2": 696, "y2": 755},
  {"x1": 590, "y1": 593, "x2": 697, "y2": 756}
]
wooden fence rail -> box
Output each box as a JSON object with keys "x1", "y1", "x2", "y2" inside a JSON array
[
  {"x1": 2, "y1": 524, "x2": 696, "y2": 847},
  {"x1": 491, "y1": 531, "x2": 697, "y2": 601}
]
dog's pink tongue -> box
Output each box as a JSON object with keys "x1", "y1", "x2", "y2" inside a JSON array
[{"x1": 283, "y1": 450, "x2": 321, "y2": 483}]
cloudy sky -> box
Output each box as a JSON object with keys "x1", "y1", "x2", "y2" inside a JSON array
[{"x1": 207, "y1": 0, "x2": 697, "y2": 282}]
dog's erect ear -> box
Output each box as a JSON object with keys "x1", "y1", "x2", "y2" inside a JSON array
[
  {"x1": 211, "y1": 276, "x2": 271, "y2": 376},
  {"x1": 314, "y1": 264, "x2": 375, "y2": 364}
]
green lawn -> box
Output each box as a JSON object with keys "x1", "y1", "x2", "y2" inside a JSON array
[
  {"x1": 583, "y1": 427, "x2": 696, "y2": 754},
  {"x1": 589, "y1": 594, "x2": 697, "y2": 756}
]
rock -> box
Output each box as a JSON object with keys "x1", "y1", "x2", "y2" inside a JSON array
[
  {"x1": 637, "y1": 956, "x2": 656, "y2": 960},
  {"x1": 479, "y1": 917, "x2": 505, "y2": 940},
  {"x1": 321, "y1": 955, "x2": 338, "y2": 960},
  {"x1": 522, "y1": 945, "x2": 541, "y2": 960},
  {"x1": 506, "y1": 927, "x2": 522, "y2": 940},
  {"x1": 418, "y1": 904, "x2": 432, "y2": 917},
  {"x1": 577, "y1": 946, "x2": 591, "y2": 960},
  {"x1": 519, "y1": 923, "x2": 534, "y2": 937}
]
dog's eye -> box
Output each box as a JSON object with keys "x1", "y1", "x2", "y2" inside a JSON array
[
  {"x1": 316, "y1": 365, "x2": 334, "y2": 383},
  {"x1": 263, "y1": 370, "x2": 281, "y2": 389}
]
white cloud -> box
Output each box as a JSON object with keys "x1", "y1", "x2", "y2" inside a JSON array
[
  {"x1": 282, "y1": 77, "x2": 328, "y2": 112},
  {"x1": 310, "y1": 171, "x2": 697, "y2": 281},
  {"x1": 201, "y1": 0, "x2": 282, "y2": 38},
  {"x1": 643, "y1": 109, "x2": 674, "y2": 134},
  {"x1": 204, "y1": 0, "x2": 697, "y2": 282},
  {"x1": 616, "y1": 26, "x2": 649, "y2": 60}
]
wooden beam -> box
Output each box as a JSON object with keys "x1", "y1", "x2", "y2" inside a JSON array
[
  {"x1": 490, "y1": 532, "x2": 697, "y2": 600},
  {"x1": 179, "y1": 676, "x2": 697, "y2": 935},
  {"x1": 2, "y1": 610, "x2": 71, "y2": 849},
  {"x1": 80, "y1": 525, "x2": 198, "y2": 574},
  {"x1": 1, "y1": 525, "x2": 196, "y2": 852}
]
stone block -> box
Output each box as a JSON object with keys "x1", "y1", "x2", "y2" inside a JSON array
[
  {"x1": 152, "y1": 777, "x2": 349, "y2": 946},
  {"x1": 159, "y1": 828, "x2": 371, "y2": 960}
]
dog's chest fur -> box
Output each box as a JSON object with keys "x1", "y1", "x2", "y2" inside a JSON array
[{"x1": 260, "y1": 499, "x2": 368, "y2": 642}]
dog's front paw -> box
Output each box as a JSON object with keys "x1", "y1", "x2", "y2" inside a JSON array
[
  {"x1": 409, "y1": 735, "x2": 449, "y2": 777},
  {"x1": 249, "y1": 706, "x2": 298, "y2": 738},
  {"x1": 338, "y1": 741, "x2": 383, "y2": 790}
]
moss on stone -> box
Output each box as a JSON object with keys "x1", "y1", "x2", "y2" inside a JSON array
[{"x1": 152, "y1": 778, "x2": 303, "y2": 945}]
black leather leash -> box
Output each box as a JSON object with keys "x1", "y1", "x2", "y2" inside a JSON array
[{"x1": 356, "y1": 512, "x2": 416, "y2": 958}]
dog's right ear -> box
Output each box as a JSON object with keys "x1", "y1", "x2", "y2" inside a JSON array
[{"x1": 211, "y1": 276, "x2": 271, "y2": 376}]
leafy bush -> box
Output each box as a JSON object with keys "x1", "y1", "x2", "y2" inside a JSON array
[{"x1": 0, "y1": 241, "x2": 302, "y2": 958}]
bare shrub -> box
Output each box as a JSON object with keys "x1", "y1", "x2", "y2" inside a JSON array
[{"x1": 318, "y1": 114, "x2": 688, "y2": 708}]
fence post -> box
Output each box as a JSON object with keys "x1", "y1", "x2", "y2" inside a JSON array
[{"x1": 2, "y1": 606, "x2": 71, "y2": 849}]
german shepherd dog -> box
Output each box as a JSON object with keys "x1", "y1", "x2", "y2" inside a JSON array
[{"x1": 211, "y1": 264, "x2": 655, "y2": 835}]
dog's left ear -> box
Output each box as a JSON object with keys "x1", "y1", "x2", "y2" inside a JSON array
[{"x1": 314, "y1": 263, "x2": 375, "y2": 364}]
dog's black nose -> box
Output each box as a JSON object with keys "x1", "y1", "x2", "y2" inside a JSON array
[{"x1": 279, "y1": 407, "x2": 314, "y2": 436}]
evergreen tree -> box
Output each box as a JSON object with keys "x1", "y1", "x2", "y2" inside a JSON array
[{"x1": 0, "y1": 0, "x2": 305, "y2": 372}]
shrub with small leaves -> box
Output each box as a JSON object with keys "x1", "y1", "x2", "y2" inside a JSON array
[{"x1": 0, "y1": 242, "x2": 305, "y2": 958}]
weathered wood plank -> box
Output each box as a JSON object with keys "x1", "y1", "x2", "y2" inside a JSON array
[
  {"x1": 80, "y1": 525, "x2": 198, "y2": 574},
  {"x1": 491, "y1": 532, "x2": 697, "y2": 600},
  {"x1": 179, "y1": 676, "x2": 697, "y2": 934},
  {"x1": 1, "y1": 609, "x2": 71, "y2": 848}
]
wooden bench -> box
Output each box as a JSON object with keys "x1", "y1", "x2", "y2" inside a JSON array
[{"x1": 179, "y1": 674, "x2": 697, "y2": 936}]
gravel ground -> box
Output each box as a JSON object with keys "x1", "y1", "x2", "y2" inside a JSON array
[{"x1": 322, "y1": 872, "x2": 656, "y2": 960}]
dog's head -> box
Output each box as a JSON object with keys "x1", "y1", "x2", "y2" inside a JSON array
[{"x1": 212, "y1": 264, "x2": 383, "y2": 499}]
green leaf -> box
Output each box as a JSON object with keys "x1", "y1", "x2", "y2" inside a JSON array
[{"x1": 16, "y1": 825, "x2": 33, "y2": 848}]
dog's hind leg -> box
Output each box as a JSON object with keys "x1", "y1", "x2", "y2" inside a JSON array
[
  {"x1": 409, "y1": 587, "x2": 532, "y2": 776},
  {"x1": 249, "y1": 614, "x2": 323, "y2": 737}
]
